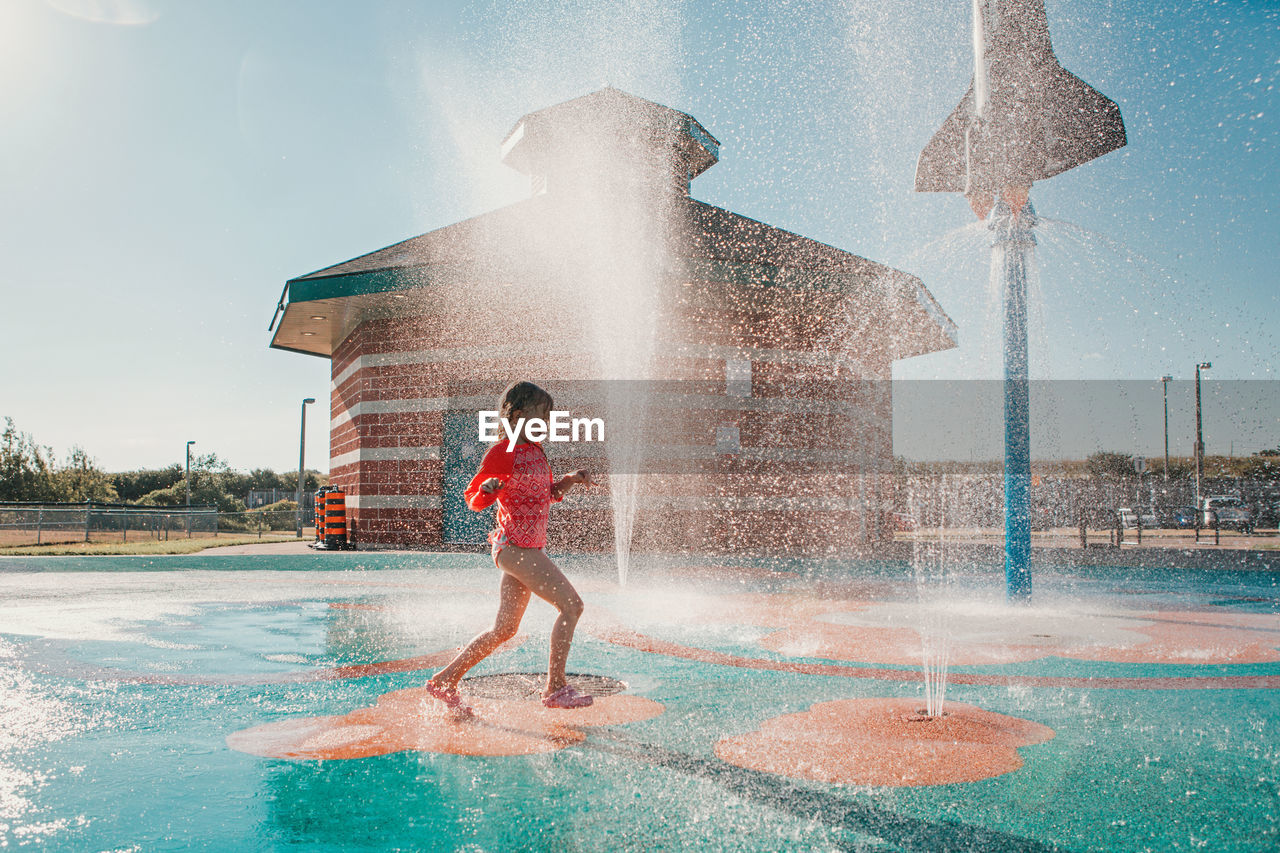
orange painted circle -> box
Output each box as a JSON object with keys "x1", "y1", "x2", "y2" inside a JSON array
[
  {"x1": 715, "y1": 698, "x2": 1054, "y2": 787},
  {"x1": 227, "y1": 685, "x2": 665, "y2": 760}
]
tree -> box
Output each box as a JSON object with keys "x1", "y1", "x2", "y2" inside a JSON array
[
  {"x1": 1085, "y1": 451, "x2": 1138, "y2": 480},
  {"x1": 136, "y1": 451, "x2": 247, "y2": 512},
  {"x1": 0, "y1": 417, "x2": 56, "y2": 501},
  {"x1": 113, "y1": 465, "x2": 184, "y2": 502},
  {"x1": 1239, "y1": 453, "x2": 1280, "y2": 482},
  {"x1": 50, "y1": 447, "x2": 119, "y2": 502},
  {"x1": 137, "y1": 480, "x2": 245, "y2": 513},
  {"x1": 281, "y1": 469, "x2": 329, "y2": 493},
  {"x1": 247, "y1": 468, "x2": 286, "y2": 490}
]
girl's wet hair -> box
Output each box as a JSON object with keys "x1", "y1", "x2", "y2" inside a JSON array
[{"x1": 498, "y1": 381, "x2": 553, "y2": 424}]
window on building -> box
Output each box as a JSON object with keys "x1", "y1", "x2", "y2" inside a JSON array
[
  {"x1": 726, "y1": 357, "x2": 751, "y2": 397},
  {"x1": 716, "y1": 426, "x2": 741, "y2": 455}
]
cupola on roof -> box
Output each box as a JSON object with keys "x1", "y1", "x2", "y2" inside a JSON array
[{"x1": 499, "y1": 87, "x2": 720, "y2": 194}]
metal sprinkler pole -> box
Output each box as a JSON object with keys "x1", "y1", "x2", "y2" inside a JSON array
[{"x1": 991, "y1": 197, "x2": 1035, "y2": 600}]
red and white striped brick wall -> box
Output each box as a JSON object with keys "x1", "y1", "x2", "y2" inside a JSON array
[{"x1": 326, "y1": 279, "x2": 898, "y2": 552}]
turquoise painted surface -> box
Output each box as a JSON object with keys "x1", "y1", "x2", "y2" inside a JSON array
[{"x1": 0, "y1": 555, "x2": 1275, "y2": 851}]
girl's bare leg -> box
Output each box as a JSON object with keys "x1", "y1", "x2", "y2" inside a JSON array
[
  {"x1": 494, "y1": 544, "x2": 584, "y2": 696},
  {"x1": 430, "y1": 571, "x2": 531, "y2": 690}
]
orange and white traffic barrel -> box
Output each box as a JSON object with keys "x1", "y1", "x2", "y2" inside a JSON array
[
  {"x1": 313, "y1": 486, "x2": 330, "y2": 542},
  {"x1": 323, "y1": 488, "x2": 348, "y2": 549}
]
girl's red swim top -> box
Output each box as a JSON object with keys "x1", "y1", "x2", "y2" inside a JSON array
[{"x1": 464, "y1": 439, "x2": 562, "y2": 549}]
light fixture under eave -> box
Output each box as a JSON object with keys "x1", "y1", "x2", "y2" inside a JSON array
[
  {"x1": 302, "y1": 332, "x2": 316, "y2": 336},
  {"x1": 310, "y1": 315, "x2": 327, "y2": 320}
]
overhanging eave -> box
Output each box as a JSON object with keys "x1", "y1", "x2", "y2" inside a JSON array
[{"x1": 268, "y1": 263, "x2": 487, "y2": 358}]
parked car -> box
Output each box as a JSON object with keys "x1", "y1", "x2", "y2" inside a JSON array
[
  {"x1": 1117, "y1": 507, "x2": 1158, "y2": 529},
  {"x1": 1200, "y1": 496, "x2": 1254, "y2": 533},
  {"x1": 1163, "y1": 505, "x2": 1199, "y2": 529}
]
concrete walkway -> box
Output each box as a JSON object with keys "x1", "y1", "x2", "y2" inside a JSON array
[
  {"x1": 206, "y1": 539, "x2": 422, "y2": 556},
  {"x1": 205, "y1": 540, "x2": 324, "y2": 555}
]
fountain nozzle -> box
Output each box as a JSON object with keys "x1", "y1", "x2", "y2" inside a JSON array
[
  {"x1": 906, "y1": 710, "x2": 951, "y2": 723},
  {"x1": 968, "y1": 185, "x2": 1032, "y2": 221}
]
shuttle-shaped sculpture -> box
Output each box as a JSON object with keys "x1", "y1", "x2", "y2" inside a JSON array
[{"x1": 916, "y1": 0, "x2": 1126, "y2": 217}]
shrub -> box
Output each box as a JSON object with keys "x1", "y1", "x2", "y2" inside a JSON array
[{"x1": 249, "y1": 500, "x2": 302, "y2": 531}]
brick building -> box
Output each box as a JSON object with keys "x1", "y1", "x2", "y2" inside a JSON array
[{"x1": 269, "y1": 88, "x2": 955, "y2": 552}]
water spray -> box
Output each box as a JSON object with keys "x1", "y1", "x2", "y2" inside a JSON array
[{"x1": 915, "y1": 0, "x2": 1127, "y2": 601}]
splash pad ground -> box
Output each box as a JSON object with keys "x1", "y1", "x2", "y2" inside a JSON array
[{"x1": 1, "y1": 552, "x2": 1276, "y2": 851}]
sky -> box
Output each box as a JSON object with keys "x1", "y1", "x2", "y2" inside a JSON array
[{"x1": 0, "y1": 0, "x2": 1275, "y2": 472}]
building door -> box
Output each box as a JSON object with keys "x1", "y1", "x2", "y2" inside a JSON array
[{"x1": 442, "y1": 411, "x2": 493, "y2": 545}]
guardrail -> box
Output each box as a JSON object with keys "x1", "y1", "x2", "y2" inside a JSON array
[{"x1": 1108, "y1": 508, "x2": 1231, "y2": 547}]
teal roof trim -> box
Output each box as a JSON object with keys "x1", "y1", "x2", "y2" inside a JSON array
[
  {"x1": 684, "y1": 117, "x2": 720, "y2": 163},
  {"x1": 286, "y1": 264, "x2": 465, "y2": 303}
]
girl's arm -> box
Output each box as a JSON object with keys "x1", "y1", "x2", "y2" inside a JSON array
[
  {"x1": 464, "y1": 441, "x2": 515, "y2": 511},
  {"x1": 551, "y1": 469, "x2": 593, "y2": 502}
]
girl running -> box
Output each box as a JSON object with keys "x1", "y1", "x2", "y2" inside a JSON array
[{"x1": 425, "y1": 381, "x2": 595, "y2": 712}]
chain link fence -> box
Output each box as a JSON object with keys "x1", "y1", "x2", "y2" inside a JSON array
[
  {"x1": 893, "y1": 475, "x2": 1279, "y2": 548},
  {"x1": 4, "y1": 477, "x2": 1275, "y2": 551},
  {"x1": 0, "y1": 503, "x2": 310, "y2": 548}
]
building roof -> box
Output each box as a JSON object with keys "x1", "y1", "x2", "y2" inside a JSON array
[
  {"x1": 270, "y1": 193, "x2": 956, "y2": 360},
  {"x1": 269, "y1": 88, "x2": 956, "y2": 361},
  {"x1": 290, "y1": 196, "x2": 891, "y2": 284}
]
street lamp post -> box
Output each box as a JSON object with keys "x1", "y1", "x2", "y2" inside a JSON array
[
  {"x1": 185, "y1": 440, "x2": 196, "y2": 538},
  {"x1": 185, "y1": 440, "x2": 195, "y2": 506},
  {"x1": 296, "y1": 398, "x2": 316, "y2": 538},
  {"x1": 1194, "y1": 362, "x2": 1211, "y2": 507},
  {"x1": 1161, "y1": 375, "x2": 1173, "y2": 481}
]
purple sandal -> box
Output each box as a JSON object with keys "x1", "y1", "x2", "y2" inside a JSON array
[
  {"x1": 425, "y1": 680, "x2": 472, "y2": 715},
  {"x1": 542, "y1": 684, "x2": 594, "y2": 709}
]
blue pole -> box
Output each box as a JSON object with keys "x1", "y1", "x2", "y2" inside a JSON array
[{"x1": 990, "y1": 197, "x2": 1035, "y2": 601}]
